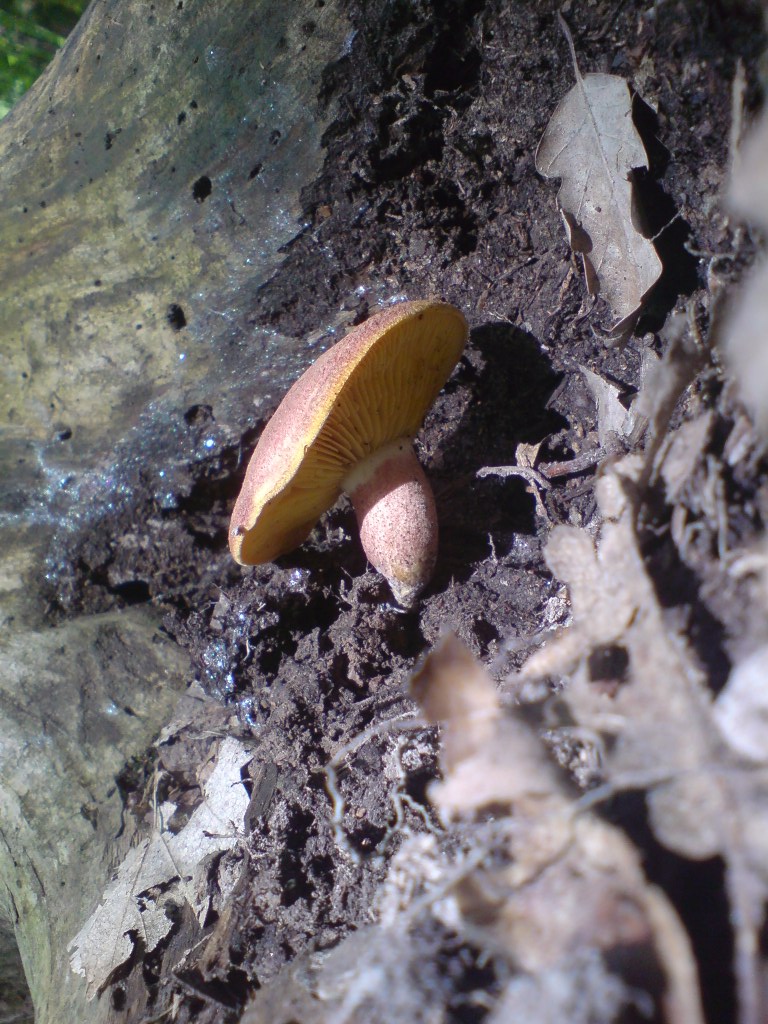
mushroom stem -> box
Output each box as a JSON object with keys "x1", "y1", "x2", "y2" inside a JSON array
[{"x1": 343, "y1": 438, "x2": 438, "y2": 607}]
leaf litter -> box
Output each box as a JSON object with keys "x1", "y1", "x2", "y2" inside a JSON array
[
  {"x1": 519, "y1": 455, "x2": 768, "y2": 1024},
  {"x1": 69, "y1": 736, "x2": 252, "y2": 999},
  {"x1": 535, "y1": 15, "x2": 662, "y2": 335},
  {"x1": 725, "y1": 80, "x2": 768, "y2": 438},
  {"x1": 242, "y1": 634, "x2": 705, "y2": 1024}
]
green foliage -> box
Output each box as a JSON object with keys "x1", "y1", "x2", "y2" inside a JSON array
[{"x1": 0, "y1": 0, "x2": 87, "y2": 118}]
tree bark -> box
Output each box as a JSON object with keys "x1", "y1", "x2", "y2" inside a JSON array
[{"x1": 0, "y1": 1, "x2": 350, "y2": 1019}]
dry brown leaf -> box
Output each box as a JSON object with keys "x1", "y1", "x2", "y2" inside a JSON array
[
  {"x1": 411, "y1": 633, "x2": 501, "y2": 769},
  {"x1": 69, "y1": 737, "x2": 251, "y2": 998},
  {"x1": 714, "y1": 645, "x2": 768, "y2": 762},
  {"x1": 730, "y1": 93, "x2": 768, "y2": 228},
  {"x1": 725, "y1": 97, "x2": 768, "y2": 436},
  {"x1": 413, "y1": 634, "x2": 560, "y2": 817},
  {"x1": 414, "y1": 635, "x2": 705, "y2": 1024},
  {"x1": 581, "y1": 366, "x2": 632, "y2": 446},
  {"x1": 68, "y1": 839, "x2": 175, "y2": 1001},
  {"x1": 659, "y1": 412, "x2": 713, "y2": 504},
  {"x1": 521, "y1": 459, "x2": 768, "y2": 1024},
  {"x1": 629, "y1": 311, "x2": 709, "y2": 489},
  {"x1": 535, "y1": 22, "x2": 662, "y2": 334},
  {"x1": 524, "y1": 464, "x2": 727, "y2": 856}
]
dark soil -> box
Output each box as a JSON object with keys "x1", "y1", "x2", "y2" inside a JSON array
[{"x1": 45, "y1": 0, "x2": 767, "y2": 1021}]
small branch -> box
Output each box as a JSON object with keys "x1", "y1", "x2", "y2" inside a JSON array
[{"x1": 540, "y1": 437, "x2": 625, "y2": 479}]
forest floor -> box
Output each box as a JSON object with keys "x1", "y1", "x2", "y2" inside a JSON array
[{"x1": 44, "y1": 1, "x2": 768, "y2": 1021}]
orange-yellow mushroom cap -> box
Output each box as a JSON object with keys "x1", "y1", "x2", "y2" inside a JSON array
[{"x1": 229, "y1": 299, "x2": 468, "y2": 570}]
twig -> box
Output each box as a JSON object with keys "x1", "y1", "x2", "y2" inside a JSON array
[{"x1": 540, "y1": 437, "x2": 625, "y2": 479}]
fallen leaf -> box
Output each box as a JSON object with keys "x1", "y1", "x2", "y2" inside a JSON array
[
  {"x1": 535, "y1": 19, "x2": 662, "y2": 334},
  {"x1": 412, "y1": 634, "x2": 558, "y2": 814},
  {"x1": 415, "y1": 635, "x2": 705, "y2": 1024},
  {"x1": 631, "y1": 310, "x2": 708, "y2": 486},
  {"x1": 69, "y1": 736, "x2": 251, "y2": 999},
  {"x1": 521, "y1": 458, "x2": 768, "y2": 1024},
  {"x1": 580, "y1": 366, "x2": 632, "y2": 447},
  {"x1": 714, "y1": 645, "x2": 768, "y2": 762},
  {"x1": 725, "y1": 80, "x2": 768, "y2": 436},
  {"x1": 659, "y1": 411, "x2": 713, "y2": 504},
  {"x1": 411, "y1": 633, "x2": 501, "y2": 769},
  {"x1": 68, "y1": 840, "x2": 175, "y2": 1001},
  {"x1": 730, "y1": 90, "x2": 768, "y2": 229}
]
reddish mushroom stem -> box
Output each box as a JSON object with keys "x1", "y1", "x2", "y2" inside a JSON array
[{"x1": 343, "y1": 438, "x2": 438, "y2": 607}]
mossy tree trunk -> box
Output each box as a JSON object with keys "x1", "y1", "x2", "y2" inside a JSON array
[{"x1": 0, "y1": 1, "x2": 351, "y2": 1020}]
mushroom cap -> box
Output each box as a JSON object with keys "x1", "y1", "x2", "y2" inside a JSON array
[{"x1": 230, "y1": 299, "x2": 468, "y2": 566}]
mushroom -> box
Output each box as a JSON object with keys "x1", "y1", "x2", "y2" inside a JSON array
[{"x1": 229, "y1": 299, "x2": 468, "y2": 606}]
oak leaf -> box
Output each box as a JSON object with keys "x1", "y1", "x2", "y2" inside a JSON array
[
  {"x1": 536, "y1": 26, "x2": 662, "y2": 335},
  {"x1": 69, "y1": 737, "x2": 252, "y2": 999}
]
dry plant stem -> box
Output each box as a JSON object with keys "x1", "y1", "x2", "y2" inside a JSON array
[
  {"x1": 477, "y1": 464, "x2": 550, "y2": 489},
  {"x1": 641, "y1": 886, "x2": 708, "y2": 1024},
  {"x1": 729, "y1": 60, "x2": 747, "y2": 201},
  {"x1": 540, "y1": 436, "x2": 625, "y2": 478},
  {"x1": 557, "y1": 10, "x2": 581, "y2": 77},
  {"x1": 721, "y1": 783, "x2": 764, "y2": 1024},
  {"x1": 476, "y1": 465, "x2": 550, "y2": 517},
  {"x1": 478, "y1": 440, "x2": 626, "y2": 516}
]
